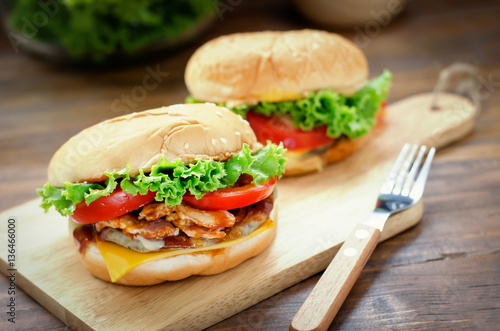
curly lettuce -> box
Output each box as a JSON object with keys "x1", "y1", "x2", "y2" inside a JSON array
[
  {"x1": 186, "y1": 70, "x2": 392, "y2": 140},
  {"x1": 37, "y1": 142, "x2": 286, "y2": 217},
  {"x1": 7, "y1": 0, "x2": 214, "y2": 60}
]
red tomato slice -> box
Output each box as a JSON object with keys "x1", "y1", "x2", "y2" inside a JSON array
[
  {"x1": 247, "y1": 102, "x2": 386, "y2": 150},
  {"x1": 246, "y1": 111, "x2": 335, "y2": 150},
  {"x1": 183, "y1": 178, "x2": 277, "y2": 211},
  {"x1": 376, "y1": 102, "x2": 387, "y2": 126},
  {"x1": 70, "y1": 188, "x2": 156, "y2": 224}
]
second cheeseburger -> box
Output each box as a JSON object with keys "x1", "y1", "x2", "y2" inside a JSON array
[
  {"x1": 185, "y1": 29, "x2": 392, "y2": 175},
  {"x1": 38, "y1": 104, "x2": 286, "y2": 285}
]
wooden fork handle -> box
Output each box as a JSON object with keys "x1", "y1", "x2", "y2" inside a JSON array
[{"x1": 290, "y1": 223, "x2": 381, "y2": 331}]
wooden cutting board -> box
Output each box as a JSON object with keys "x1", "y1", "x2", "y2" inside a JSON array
[{"x1": 0, "y1": 93, "x2": 476, "y2": 331}]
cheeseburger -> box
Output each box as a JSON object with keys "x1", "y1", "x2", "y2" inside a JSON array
[
  {"x1": 38, "y1": 104, "x2": 286, "y2": 285},
  {"x1": 185, "y1": 29, "x2": 391, "y2": 175}
]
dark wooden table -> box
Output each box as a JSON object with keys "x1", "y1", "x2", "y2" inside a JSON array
[{"x1": 1, "y1": 0, "x2": 499, "y2": 330}]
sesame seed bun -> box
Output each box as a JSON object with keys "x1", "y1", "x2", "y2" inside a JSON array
[
  {"x1": 48, "y1": 103, "x2": 261, "y2": 187},
  {"x1": 185, "y1": 29, "x2": 368, "y2": 107}
]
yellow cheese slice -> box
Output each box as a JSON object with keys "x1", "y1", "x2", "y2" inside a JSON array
[
  {"x1": 285, "y1": 149, "x2": 309, "y2": 158},
  {"x1": 97, "y1": 219, "x2": 276, "y2": 282},
  {"x1": 259, "y1": 90, "x2": 303, "y2": 103},
  {"x1": 282, "y1": 149, "x2": 309, "y2": 170}
]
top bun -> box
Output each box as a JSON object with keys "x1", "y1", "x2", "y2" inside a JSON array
[
  {"x1": 185, "y1": 29, "x2": 368, "y2": 107},
  {"x1": 48, "y1": 104, "x2": 261, "y2": 187}
]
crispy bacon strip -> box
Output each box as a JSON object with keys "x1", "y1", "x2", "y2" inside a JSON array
[
  {"x1": 95, "y1": 214, "x2": 179, "y2": 239},
  {"x1": 95, "y1": 200, "x2": 248, "y2": 241},
  {"x1": 171, "y1": 218, "x2": 227, "y2": 239},
  {"x1": 175, "y1": 204, "x2": 236, "y2": 228},
  {"x1": 138, "y1": 202, "x2": 174, "y2": 221}
]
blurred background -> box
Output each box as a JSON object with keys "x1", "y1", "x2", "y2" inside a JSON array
[{"x1": 0, "y1": 1, "x2": 499, "y2": 329}]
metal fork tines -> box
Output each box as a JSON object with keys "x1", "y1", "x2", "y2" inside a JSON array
[
  {"x1": 366, "y1": 143, "x2": 436, "y2": 230},
  {"x1": 290, "y1": 144, "x2": 436, "y2": 330},
  {"x1": 290, "y1": 143, "x2": 436, "y2": 331}
]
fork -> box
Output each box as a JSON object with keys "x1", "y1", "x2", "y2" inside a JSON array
[{"x1": 290, "y1": 144, "x2": 436, "y2": 331}]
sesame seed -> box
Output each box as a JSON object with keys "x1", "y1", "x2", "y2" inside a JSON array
[
  {"x1": 235, "y1": 131, "x2": 241, "y2": 136},
  {"x1": 216, "y1": 111, "x2": 223, "y2": 117},
  {"x1": 312, "y1": 43, "x2": 319, "y2": 49},
  {"x1": 205, "y1": 102, "x2": 216, "y2": 106},
  {"x1": 185, "y1": 142, "x2": 189, "y2": 149},
  {"x1": 212, "y1": 138, "x2": 216, "y2": 146},
  {"x1": 220, "y1": 138, "x2": 227, "y2": 144}
]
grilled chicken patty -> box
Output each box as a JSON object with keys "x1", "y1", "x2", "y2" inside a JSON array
[{"x1": 94, "y1": 192, "x2": 275, "y2": 252}]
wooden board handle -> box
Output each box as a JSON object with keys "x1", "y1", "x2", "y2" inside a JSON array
[{"x1": 290, "y1": 223, "x2": 381, "y2": 331}]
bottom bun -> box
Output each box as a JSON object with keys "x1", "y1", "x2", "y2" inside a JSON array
[
  {"x1": 75, "y1": 204, "x2": 278, "y2": 286},
  {"x1": 284, "y1": 133, "x2": 371, "y2": 176}
]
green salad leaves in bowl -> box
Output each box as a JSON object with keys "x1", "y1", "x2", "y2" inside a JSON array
[{"x1": 3, "y1": 0, "x2": 216, "y2": 63}]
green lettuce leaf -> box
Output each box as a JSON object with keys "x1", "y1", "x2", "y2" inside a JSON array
[
  {"x1": 38, "y1": 182, "x2": 100, "y2": 217},
  {"x1": 37, "y1": 142, "x2": 286, "y2": 217},
  {"x1": 187, "y1": 70, "x2": 392, "y2": 140},
  {"x1": 225, "y1": 143, "x2": 286, "y2": 185},
  {"x1": 8, "y1": 0, "x2": 214, "y2": 61}
]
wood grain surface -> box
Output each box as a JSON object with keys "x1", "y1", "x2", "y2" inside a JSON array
[
  {"x1": 1, "y1": 0, "x2": 499, "y2": 330},
  {"x1": 290, "y1": 223, "x2": 381, "y2": 331},
  {"x1": 0, "y1": 93, "x2": 472, "y2": 331}
]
